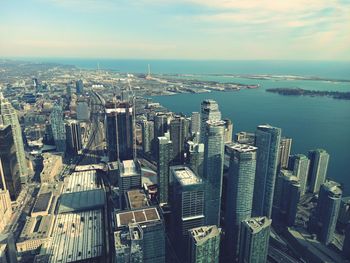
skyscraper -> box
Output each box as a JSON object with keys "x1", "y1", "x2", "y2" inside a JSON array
[
  {"x1": 65, "y1": 119, "x2": 82, "y2": 155},
  {"x1": 0, "y1": 125, "x2": 21, "y2": 200},
  {"x1": 190, "y1": 112, "x2": 200, "y2": 137},
  {"x1": 153, "y1": 113, "x2": 168, "y2": 157},
  {"x1": 0, "y1": 92, "x2": 27, "y2": 180},
  {"x1": 223, "y1": 118, "x2": 233, "y2": 144},
  {"x1": 308, "y1": 149, "x2": 329, "y2": 193},
  {"x1": 141, "y1": 120, "x2": 154, "y2": 154},
  {"x1": 105, "y1": 101, "x2": 134, "y2": 162},
  {"x1": 76, "y1": 99, "x2": 90, "y2": 121},
  {"x1": 157, "y1": 136, "x2": 173, "y2": 204},
  {"x1": 203, "y1": 120, "x2": 225, "y2": 226},
  {"x1": 253, "y1": 124, "x2": 281, "y2": 218},
  {"x1": 199, "y1": 100, "x2": 221, "y2": 143},
  {"x1": 289, "y1": 154, "x2": 310, "y2": 195},
  {"x1": 310, "y1": 180, "x2": 342, "y2": 245},
  {"x1": 169, "y1": 115, "x2": 186, "y2": 163},
  {"x1": 76, "y1": 79, "x2": 84, "y2": 95},
  {"x1": 186, "y1": 141, "x2": 204, "y2": 178},
  {"x1": 278, "y1": 137, "x2": 292, "y2": 169},
  {"x1": 239, "y1": 217, "x2": 271, "y2": 263},
  {"x1": 50, "y1": 104, "x2": 66, "y2": 153},
  {"x1": 344, "y1": 225, "x2": 350, "y2": 260},
  {"x1": 188, "y1": 225, "x2": 221, "y2": 263},
  {"x1": 225, "y1": 143, "x2": 257, "y2": 261},
  {"x1": 170, "y1": 166, "x2": 204, "y2": 261}
]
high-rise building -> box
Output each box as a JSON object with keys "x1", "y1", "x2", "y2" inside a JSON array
[
  {"x1": 157, "y1": 136, "x2": 173, "y2": 204},
  {"x1": 50, "y1": 104, "x2": 66, "y2": 153},
  {"x1": 308, "y1": 149, "x2": 329, "y2": 193},
  {"x1": 338, "y1": 197, "x2": 350, "y2": 228},
  {"x1": 191, "y1": 112, "x2": 200, "y2": 137},
  {"x1": 188, "y1": 225, "x2": 221, "y2": 263},
  {"x1": 0, "y1": 189, "x2": 12, "y2": 233},
  {"x1": 0, "y1": 126, "x2": 21, "y2": 200},
  {"x1": 116, "y1": 207, "x2": 165, "y2": 263},
  {"x1": 0, "y1": 233, "x2": 17, "y2": 263},
  {"x1": 203, "y1": 120, "x2": 225, "y2": 226},
  {"x1": 310, "y1": 180, "x2": 342, "y2": 245},
  {"x1": 75, "y1": 79, "x2": 84, "y2": 95},
  {"x1": 278, "y1": 137, "x2": 292, "y2": 169},
  {"x1": 200, "y1": 100, "x2": 221, "y2": 143},
  {"x1": 225, "y1": 143, "x2": 257, "y2": 261},
  {"x1": 344, "y1": 225, "x2": 350, "y2": 260},
  {"x1": 76, "y1": 99, "x2": 90, "y2": 121},
  {"x1": 239, "y1": 217, "x2": 271, "y2": 263},
  {"x1": 154, "y1": 113, "x2": 168, "y2": 140},
  {"x1": 273, "y1": 170, "x2": 300, "y2": 226},
  {"x1": 65, "y1": 119, "x2": 82, "y2": 155},
  {"x1": 234, "y1": 132, "x2": 255, "y2": 146},
  {"x1": 186, "y1": 141, "x2": 204, "y2": 178},
  {"x1": 253, "y1": 124, "x2": 281, "y2": 218},
  {"x1": 170, "y1": 166, "x2": 204, "y2": 261},
  {"x1": 105, "y1": 101, "x2": 134, "y2": 162},
  {"x1": 0, "y1": 93, "x2": 27, "y2": 180},
  {"x1": 289, "y1": 154, "x2": 310, "y2": 195},
  {"x1": 141, "y1": 120, "x2": 154, "y2": 154},
  {"x1": 170, "y1": 115, "x2": 186, "y2": 163},
  {"x1": 223, "y1": 118, "x2": 233, "y2": 143}
]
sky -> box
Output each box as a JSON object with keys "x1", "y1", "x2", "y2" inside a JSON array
[{"x1": 0, "y1": 0, "x2": 350, "y2": 60}]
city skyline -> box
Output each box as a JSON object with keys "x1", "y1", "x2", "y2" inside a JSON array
[{"x1": 1, "y1": 0, "x2": 350, "y2": 60}]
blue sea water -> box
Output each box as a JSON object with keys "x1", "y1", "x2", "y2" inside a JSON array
[{"x1": 21, "y1": 58, "x2": 350, "y2": 194}]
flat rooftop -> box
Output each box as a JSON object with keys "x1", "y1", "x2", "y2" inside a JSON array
[
  {"x1": 116, "y1": 207, "x2": 161, "y2": 228},
  {"x1": 64, "y1": 170, "x2": 99, "y2": 193},
  {"x1": 189, "y1": 225, "x2": 221, "y2": 245},
  {"x1": 126, "y1": 189, "x2": 149, "y2": 209},
  {"x1": 322, "y1": 181, "x2": 342, "y2": 196},
  {"x1": 32, "y1": 192, "x2": 53, "y2": 214},
  {"x1": 244, "y1": 217, "x2": 271, "y2": 233},
  {"x1": 225, "y1": 142, "x2": 257, "y2": 152},
  {"x1": 120, "y1": 160, "x2": 140, "y2": 177},
  {"x1": 41, "y1": 210, "x2": 103, "y2": 262},
  {"x1": 18, "y1": 215, "x2": 55, "y2": 243},
  {"x1": 170, "y1": 166, "x2": 201, "y2": 186}
]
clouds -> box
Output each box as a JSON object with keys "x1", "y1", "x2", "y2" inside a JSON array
[{"x1": 0, "y1": 0, "x2": 349, "y2": 60}]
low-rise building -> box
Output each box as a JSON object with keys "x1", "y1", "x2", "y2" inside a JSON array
[
  {"x1": 40, "y1": 153, "x2": 63, "y2": 183},
  {"x1": 0, "y1": 190, "x2": 12, "y2": 233}
]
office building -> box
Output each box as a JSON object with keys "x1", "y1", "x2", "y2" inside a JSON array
[
  {"x1": 253, "y1": 124, "x2": 281, "y2": 218},
  {"x1": 203, "y1": 120, "x2": 225, "y2": 226},
  {"x1": 116, "y1": 207, "x2": 165, "y2": 263},
  {"x1": 157, "y1": 136, "x2": 173, "y2": 204},
  {"x1": 186, "y1": 141, "x2": 204, "y2": 178},
  {"x1": 189, "y1": 225, "x2": 221, "y2": 263},
  {"x1": 0, "y1": 190, "x2": 12, "y2": 233},
  {"x1": 76, "y1": 99, "x2": 90, "y2": 121},
  {"x1": 191, "y1": 112, "x2": 200, "y2": 136},
  {"x1": 0, "y1": 92, "x2": 27, "y2": 180},
  {"x1": 239, "y1": 217, "x2": 271, "y2": 263},
  {"x1": 50, "y1": 104, "x2": 66, "y2": 153},
  {"x1": 65, "y1": 119, "x2": 82, "y2": 155},
  {"x1": 273, "y1": 170, "x2": 300, "y2": 226},
  {"x1": 170, "y1": 166, "x2": 204, "y2": 261},
  {"x1": 141, "y1": 120, "x2": 154, "y2": 154},
  {"x1": 278, "y1": 137, "x2": 292, "y2": 169},
  {"x1": 0, "y1": 126, "x2": 21, "y2": 200},
  {"x1": 223, "y1": 118, "x2": 233, "y2": 143},
  {"x1": 200, "y1": 100, "x2": 221, "y2": 143},
  {"x1": 338, "y1": 197, "x2": 350, "y2": 228},
  {"x1": 225, "y1": 143, "x2": 257, "y2": 261},
  {"x1": 308, "y1": 149, "x2": 330, "y2": 193},
  {"x1": 310, "y1": 180, "x2": 342, "y2": 245},
  {"x1": 170, "y1": 115, "x2": 186, "y2": 163},
  {"x1": 40, "y1": 153, "x2": 63, "y2": 184},
  {"x1": 154, "y1": 113, "x2": 168, "y2": 140},
  {"x1": 344, "y1": 225, "x2": 350, "y2": 260},
  {"x1": 75, "y1": 79, "x2": 84, "y2": 94},
  {"x1": 117, "y1": 160, "x2": 141, "y2": 207},
  {"x1": 289, "y1": 154, "x2": 310, "y2": 195},
  {"x1": 105, "y1": 101, "x2": 135, "y2": 161},
  {"x1": 234, "y1": 132, "x2": 255, "y2": 146}
]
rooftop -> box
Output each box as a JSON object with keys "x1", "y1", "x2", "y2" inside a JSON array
[
  {"x1": 170, "y1": 166, "x2": 202, "y2": 186},
  {"x1": 189, "y1": 225, "x2": 221, "y2": 245},
  {"x1": 225, "y1": 142, "x2": 257, "y2": 152},
  {"x1": 244, "y1": 217, "x2": 271, "y2": 233},
  {"x1": 64, "y1": 170, "x2": 99, "y2": 193},
  {"x1": 18, "y1": 215, "x2": 55, "y2": 243},
  {"x1": 32, "y1": 192, "x2": 53, "y2": 214},
  {"x1": 120, "y1": 160, "x2": 140, "y2": 177},
  {"x1": 322, "y1": 181, "x2": 342, "y2": 196},
  {"x1": 116, "y1": 207, "x2": 161, "y2": 228},
  {"x1": 126, "y1": 189, "x2": 149, "y2": 209}
]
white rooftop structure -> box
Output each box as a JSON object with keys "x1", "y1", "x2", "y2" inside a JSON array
[
  {"x1": 63, "y1": 170, "x2": 100, "y2": 193},
  {"x1": 225, "y1": 142, "x2": 257, "y2": 153},
  {"x1": 170, "y1": 166, "x2": 202, "y2": 186}
]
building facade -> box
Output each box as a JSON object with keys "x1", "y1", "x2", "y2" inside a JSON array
[
  {"x1": 50, "y1": 104, "x2": 66, "y2": 153},
  {"x1": 199, "y1": 100, "x2": 221, "y2": 143},
  {"x1": 157, "y1": 136, "x2": 173, "y2": 204},
  {"x1": 308, "y1": 149, "x2": 329, "y2": 193},
  {"x1": 65, "y1": 119, "x2": 82, "y2": 155},
  {"x1": 289, "y1": 154, "x2": 310, "y2": 195}
]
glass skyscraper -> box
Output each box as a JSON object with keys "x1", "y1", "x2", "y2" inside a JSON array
[
  {"x1": 225, "y1": 143, "x2": 257, "y2": 261},
  {"x1": 239, "y1": 217, "x2": 271, "y2": 263},
  {"x1": 141, "y1": 119, "x2": 154, "y2": 154},
  {"x1": 203, "y1": 120, "x2": 225, "y2": 226},
  {"x1": 289, "y1": 154, "x2": 310, "y2": 195},
  {"x1": 50, "y1": 104, "x2": 66, "y2": 153},
  {"x1": 169, "y1": 115, "x2": 187, "y2": 164},
  {"x1": 157, "y1": 136, "x2": 173, "y2": 204},
  {"x1": 199, "y1": 100, "x2": 221, "y2": 143},
  {"x1": 253, "y1": 124, "x2": 281, "y2": 219},
  {"x1": 308, "y1": 149, "x2": 329, "y2": 193}
]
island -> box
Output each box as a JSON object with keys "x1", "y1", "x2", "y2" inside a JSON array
[{"x1": 266, "y1": 88, "x2": 350, "y2": 100}]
